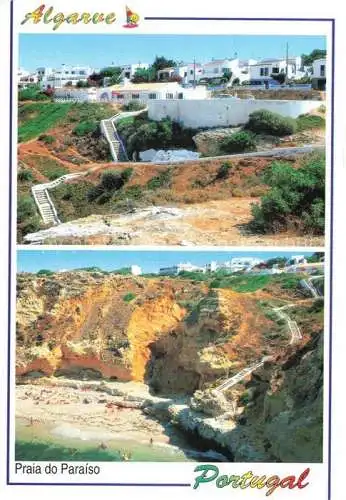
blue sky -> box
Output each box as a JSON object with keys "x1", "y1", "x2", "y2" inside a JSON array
[
  {"x1": 19, "y1": 34, "x2": 326, "y2": 71},
  {"x1": 17, "y1": 250, "x2": 315, "y2": 274}
]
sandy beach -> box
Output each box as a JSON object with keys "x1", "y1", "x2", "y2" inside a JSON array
[{"x1": 16, "y1": 382, "x2": 174, "y2": 446}]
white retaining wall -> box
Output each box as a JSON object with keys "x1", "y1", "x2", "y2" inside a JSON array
[{"x1": 147, "y1": 98, "x2": 322, "y2": 128}]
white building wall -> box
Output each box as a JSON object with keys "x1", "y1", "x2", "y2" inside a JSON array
[
  {"x1": 312, "y1": 58, "x2": 326, "y2": 78},
  {"x1": 249, "y1": 57, "x2": 303, "y2": 81},
  {"x1": 147, "y1": 98, "x2": 321, "y2": 128}
]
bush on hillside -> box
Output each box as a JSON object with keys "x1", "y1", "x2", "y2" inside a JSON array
[
  {"x1": 250, "y1": 153, "x2": 325, "y2": 234},
  {"x1": 86, "y1": 184, "x2": 106, "y2": 202},
  {"x1": 20, "y1": 218, "x2": 41, "y2": 235},
  {"x1": 44, "y1": 165, "x2": 68, "y2": 181},
  {"x1": 18, "y1": 86, "x2": 50, "y2": 102},
  {"x1": 37, "y1": 269, "x2": 54, "y2": 276},
  {"x1": 215, "y1": 162, "x2": 232, "y2": 180},
  {"x1": 123, "y1": 292, "x2": 136, "y2": 303},
  {"x1": 220, "y1": 131, "x2": 257, "y2": 154},
  {"x1": 146, "y1": 169, "x2": 172, "y2": 190},
  {"x1": 38, "y1": 134, "x2": 56, "y2": 144},
  {"x1": 17, "y1": 195, "x2": 37, "y2": 222},
  {"x1": 73, "y1": 121, "x2": 99, "y2": 136},
  {"x1": 120, "y1": 168, "x2": 133, "y2": 183},
  {"x1": 296, "y1": 114, "x2": 325, "y2": 131},
  {"x1": 117, "y1": 116, "x2": 198, "y2": 156},
  {"x1": 123, "y1": 101, "x2": 147, "y2": 111},
  {"x1": 245, "y1": 109, "x2": 297, "y2": 136},
  {"x1": 18, "y1": 169, "x2": 34, "y2": 182},
  {"x1": 100, "y1": 170, "x2": 125, "y2": 191}
]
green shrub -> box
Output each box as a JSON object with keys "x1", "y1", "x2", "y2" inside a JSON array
[
  {"x1": 73, "y1": 121, "x2": 98, "y2": 136},
  {"x1": 123, "y1": 101, "x2": 147, "y2": 111},
  {"x1": 239, "y1": 390, "x2": 250, "y2": 405},
  {"x1": 123, "y1": 292, "x2": 136, "y2": 303},
  {"x1": 38, "y1": 134, "x2": 56, "y2": 144},
  {"x1": 220, "y1": 131, "x2": 257, "y2": 154},
  {"x1": 121, "y1": 168, "x2": 133, "y2": 183},
  {"x1": 147, "y1": 169, "x2": 171, "y2": 190},
  {"x1": 37, "y1": 269, "x2": 54, "y2": 276},
  {"x1": 100, "y1": 170, "x2": 124, "y2": 191},
  {"x1": 296, "y1": 114, "x2": 325, "y2": 131},
  {"x1": 44, "y1": 165, "x2": 68, "y2": 181},
  {"x1": 21, "y1": 217, "x2": 41, "y2": 234},
  {"x1": 245, "y1": 109, "x2": 297, "y2": 136},
  {"x1": 87, "y1": 184, "x2": 105, "y2": 202},
  {"x1": 96, "y1": 192, "x2": 113, "y2": 205},
  {"x1": 18, "y1": 86, "x2": 50, "y2": 102},
  {"x1": 18, "y1": 169, "x2": 34, "y2": 182},
  {"x1": 250, "y1": 153, "x2": 325, "y2": 234},
  {"x1": 124, "y1": 185, "x2": 143, "y2": 199},
  {"x1": 17, "y1": 195, "x2": 37, "y2": 223},
  {"x1": 216, "y1": 162, "x2": 232, "y2": 179},
  {"x1": 117, "y1": 115, "x2": 198, "y2": 156}
]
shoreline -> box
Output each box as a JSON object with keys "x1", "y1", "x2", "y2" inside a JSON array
[{"x1": 15, "y1": 378, "x2": 230, "y2": 462}]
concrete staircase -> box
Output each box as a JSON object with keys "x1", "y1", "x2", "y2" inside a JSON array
[
  {"x1": 216, "y1": 360, "x2": 266, "y2": 392},
  {"x1": 300, "y1": 276, "x2": 324, "y2": 298},
  {"x1": 101, "y1": 107, "x2": 148, "y2": 162},
  {"x1": 32, "y1": 173, "x2": 84, "y2": 226}
]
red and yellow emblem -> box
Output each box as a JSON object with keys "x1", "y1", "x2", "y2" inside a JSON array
[{"x1": 123, "y1": 6, "x2": 140, "y2": 28}]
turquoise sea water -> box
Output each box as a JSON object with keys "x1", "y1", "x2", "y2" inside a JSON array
[{"x1": 15, "y1": 418, "x2": 196, "y2": 462}]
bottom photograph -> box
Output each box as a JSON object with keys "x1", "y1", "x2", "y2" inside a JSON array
[{"x1": 15, "y1": 249, "x2": 324, "y2": 463}]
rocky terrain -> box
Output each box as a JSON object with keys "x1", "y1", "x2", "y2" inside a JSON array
[{"x1": 16, "y1": 271, "x2": 324, "y2": 462}]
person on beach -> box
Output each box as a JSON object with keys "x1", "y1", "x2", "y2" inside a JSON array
[{"x1": 149, "y1": 437, "x2": 154, "y2": 446}]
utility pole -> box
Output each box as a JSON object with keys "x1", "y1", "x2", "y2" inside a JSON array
[{"x1": 285, "y1": 42, "x2": 289, "y2": 84}]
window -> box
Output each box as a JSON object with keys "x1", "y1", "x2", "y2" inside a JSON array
[
  {"x1": 320, "y1": 65, "x2": 325, "y2": 77},
  {"x1": 131, "y1": 94, "x2": 140, "y2": 99},
  {"x1": 71, "y1": 71, "x2": 75, "y2": 75},
  {"x1": 260, "y1": 67, "x2": 269, "y2": 76},
  {"x1": 184, "y1": 72, "x2": 187, "y2": 77},
  {"x1": 79, "y1": 71, "x2": 86, "y2": 75},
  {"x1": 148, "y1": 93, "x2": 157, "y2": 99},
  {"x1": 166, "y1": 93, "x2": 174, "y2": 99},
  {"x1": 178, "y1": 93, "x2": 183, "y2": 99},
  {"x1": 117, "y1": 94, "x2": 124, "y2": 99},
  {"x1": 272, "y1": 67, "x2": 279, "y2": 74},
  {"x1": 222, "y1": 67, "x2": 230, "y2": 74},
  {"x1": 190, "y1": 70, "x2": 193, "y2": 75}
]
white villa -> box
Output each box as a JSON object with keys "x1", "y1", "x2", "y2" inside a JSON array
[
  {"x1": 311, "y1": 58, "x2": 326, "y2": 90},
  {"x1": 201, "y1": 58, "x2": 239, "y2": 80},
  {"x1": 40, "y1": 65, "x2": 98, "y2": 89},
  {"x1": 159, "y1": 262, "x2": 206, "y2": 276},
  {"x1": 17, "y1": 68, "x2": 40, "y2": 89},
  {"x1": 248, "y1": 56, "x2": 305, "y2": 83},
  {"x1": 157, "y1": 63, "x2": 204, "y2": 85},
  {"x1": 120, "y1": 62, "x2": 150, "y2": 80}
]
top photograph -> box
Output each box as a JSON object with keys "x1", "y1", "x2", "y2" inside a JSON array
[{"x1": 16, "y1": 33, "x2": 327, "y2": 246}]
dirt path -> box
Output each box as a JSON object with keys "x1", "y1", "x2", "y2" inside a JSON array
[{"x1": 23, "y1": 198, "x2": 325, "y2": 246}]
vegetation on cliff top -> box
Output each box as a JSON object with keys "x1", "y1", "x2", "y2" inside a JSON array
[{"x1": 250, "y1": 152, "x2": 325, "y2": 235}]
